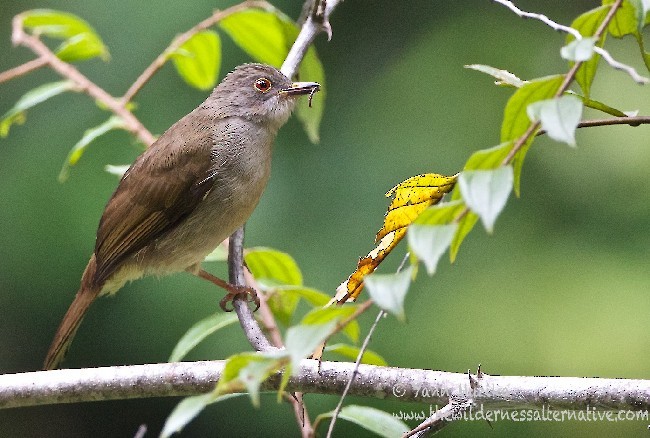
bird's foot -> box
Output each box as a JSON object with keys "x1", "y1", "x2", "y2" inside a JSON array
[
  {"x1": 219, "y1": 285, "x2": 260, "y2": 312},
  {"x1": 193, "y1": 268, "x2": 260, "y2": 312}
]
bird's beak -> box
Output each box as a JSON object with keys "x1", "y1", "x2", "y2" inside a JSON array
[{"x1": 279, "y1": 81, "x2": 321, "y2": 96}]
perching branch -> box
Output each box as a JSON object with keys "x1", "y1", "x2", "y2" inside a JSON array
[{"x1": 2, "y1": 360, "x2": 649, "y2": 412}]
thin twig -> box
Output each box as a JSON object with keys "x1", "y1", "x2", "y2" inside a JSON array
[
  {"x1": 11, "y1": 14, "x2": 156, "y2": 146},
  {"x1": 492, "y1": 0, "x2": 649, "y2": 84},
  {"x1": 448, "y1": 0, "x2": 627, "y2": 231},
  {"x1": 120, "y1": 1, "x2": 273, "y2": 104},
  {"x1": 326, "y1": 309, "x2": 385, "y2": 438},
  {"x1": 502, "y1": 0, "x2": 624, "y2": 165},
  {"x1": 593, "y1": 46, "x2": 649, "y2": 84},
  {"x1": 406, "y1": 397, "x2": 473, "y2": 437},
  {"x1": 534, "y1": 115, "x2": 650, "y2": 136},
  {"x1": 0, "y1": 57, "x2": 47, "y2": 84}
]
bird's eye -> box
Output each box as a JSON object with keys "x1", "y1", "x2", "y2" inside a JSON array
[{"x1": 254, "y1": 78, "x2": 272, "y2": 93}]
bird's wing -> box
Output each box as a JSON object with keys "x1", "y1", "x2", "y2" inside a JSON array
[{"x1": 93, "y1": 113, "x2": 217, "y2": 285}]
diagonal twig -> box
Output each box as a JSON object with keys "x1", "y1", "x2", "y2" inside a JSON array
[
  {"x1": 10, "y1": 13, "x2": 156, "y2": 146},
  {"x1": 0, "y1": 57, "x2": 47, "y2": 84},
  {"x1": 120, "y1": 1, "x2": 274, "y2": 104},
  {"x1": 492, "y1": 0, "x2": 649, "y2": 85}
]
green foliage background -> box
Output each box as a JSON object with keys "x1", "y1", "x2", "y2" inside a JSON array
[{"x1": 1, "y1": 0, "x2": 649, "y2": 436}]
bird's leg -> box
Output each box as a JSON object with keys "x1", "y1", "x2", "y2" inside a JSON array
[{"x1": 190, "y1": 268, "x2": 260, "y2": 312}]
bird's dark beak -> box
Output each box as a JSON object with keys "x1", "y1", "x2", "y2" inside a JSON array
[
  {"x1": 280, "y1": 82, "x2": 320, "y2": 107},
  {"x1": 280, "y1": 81, "x2": 321, "y2": 96}
]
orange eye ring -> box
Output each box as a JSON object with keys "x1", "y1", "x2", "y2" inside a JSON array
[{"x1": 254, "y1": 78, "x2": 272, "y2": 93}]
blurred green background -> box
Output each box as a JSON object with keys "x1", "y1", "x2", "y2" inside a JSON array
[{"x1": 1, "y1": 0, "x2": 649, "y2": 436}]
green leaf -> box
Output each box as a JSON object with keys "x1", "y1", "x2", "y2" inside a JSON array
[
  {"x1": 568, "y1": 5, "x2": 610, "y2": 97},
  {"x1": 216, "y1": 352, "x2": 266, "y2": 394},
  {"x1": 408, "y1": 223, "x2": 458, "y2": 275},
  {"x1": 160, "y1": 393, "x2": 213, "y2": 438},
  {"x1": 168, "y1": 313, "x2": 239, "y2": 362},
  {"x1": 171, "y1": 30, "x2": 221, "y2": 90},
  {"x1": 634, "y1": 33, "x2": 650, "y2": 73},
  {"x1": 266, "y1": 289, "x2": 300, "y2": 326},
  {"x1": 527, "y1": 95, "x2": 583, "y2": 146},
  {"x1": 59, "y1": 115, "x2": 126, "y2": 182},
  {"x1": 463, "y1": 142, "x2": 511, "y2": 171},
  {"x1": 501, "y1": 75, "x2": 564, "y2": 142},
  {"x1": 450, "y1": 210, "x2": 479, "y2": 263},
  {"x1": 274, "y1": 286, "x2": 331, "y2": 307},
  {"x1": 606, "y1": 0, "x2": 640, "y2": 37},
  {"x1": 265, "y1": 286, "x2": 332, "y2": 326},
  {"x1": 464, "y1": 64, "x2": 527, "y2": 88},
  {"x1": 238, "y1": 356, "x2": 282, "y2": 407},
  {"x1": 1, "y1": 81, "x2": 76, "y2": 138},
  {"x1": 22, "y1": 9, "x2": 109, "y2": 61},
  {"x1": 301, "y1": 306, "x2": 360, "y2": 343},
  {"x1": 324, "y1": 343, "x2": 388, "y2": 366},
  {"x1": 56, "y1": 32, "x2": 108, "y2": 62},
  {"x1": 458, "y1": 167, "x2": 514, "y2": 233},
  {"x1": 560, "y1": 37, "x2": 597, "y2": 62},
  {"x1": 364, "y1": 266, "x2": 414, "y2": 321},
  {"x1": 284, "y1": 322, "x2": 337, "y2": 374},
  {"x1": 245, "y1": 247, "x2": 303, "y2": 286},
  {"x1": 104, "y1": 164, "x2": 130, "y2": 178},
  {"x1": 295, "y1": 46, "x2": 325, "y2": 143},
  {"x1": 413, "y1": 200, "x2": 467, "y2": 225},
  {"x1": 458, "y1": 140, "x2": 530, "y2": 197},
  {"x1": 570, "y1": 91, "x2": 628, "y2": 117},
  {"x1": 317, "y1": 405, "x2": 409, "y2": 438},
  {"x1": 161, "y1": 393, "x2": 241, "y2": 438},
  {"x1": 219, "y1": 9, "x2": 295, "y2": 68}
]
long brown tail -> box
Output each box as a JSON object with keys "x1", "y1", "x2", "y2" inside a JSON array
[{"x1": 44, "y1": 256, "x2": 101, "y2": 370}]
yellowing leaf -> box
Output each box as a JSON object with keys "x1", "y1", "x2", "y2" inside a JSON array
[
  {"x1": 332, "y1": 173, "x2": 456, "y2": 304},
  {"x1": 377, "y1": 174, "x2": 458, "y2": 241}
]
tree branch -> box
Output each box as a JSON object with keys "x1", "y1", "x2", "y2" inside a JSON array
[
  {"x1": 2, "y1": 360, "x2": 649, "y2": 412},
  {"x1": 120, "y1": 0, "x2": 274, "y2": 104},
  {"x1": 11, "y1": 14, "x2": 156, "y2": 146},
  {"x1": 326, "y1": 309, "x2": 385, "y2": 437},
  {"x1": 0, "y1": 57, "x2": 47, "y2": 84},
  {"x1": 492, "y1": 0, "x2": 649, "y2": 84}
]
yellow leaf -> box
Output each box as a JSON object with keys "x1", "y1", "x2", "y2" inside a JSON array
[{"x1": 331, "y1": 173, "x2": 457, "y2": 304}]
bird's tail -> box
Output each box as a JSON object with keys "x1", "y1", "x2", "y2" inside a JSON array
[{"x1": 44, "y1": 256, "x2": 101, "y2": 370}]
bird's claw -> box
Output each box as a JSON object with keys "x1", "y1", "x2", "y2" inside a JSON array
[{"x1": 219, "y1": 286, "x2": 260, "y2": 312}]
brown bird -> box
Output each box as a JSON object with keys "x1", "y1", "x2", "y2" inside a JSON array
[{"x1": 44, "y1": 63, "x2": 320, "y2": 370}]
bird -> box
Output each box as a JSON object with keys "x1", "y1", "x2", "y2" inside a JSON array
[{"x1": 44, "y1": 63, "x2": 320, "y2": 370}]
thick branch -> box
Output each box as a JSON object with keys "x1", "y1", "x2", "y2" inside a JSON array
[{"x1": 2, "y1": 361, "x2": 649, "y2": 411}]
